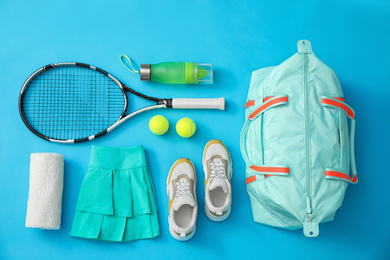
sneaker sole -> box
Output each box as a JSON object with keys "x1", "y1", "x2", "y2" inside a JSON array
[
  {"x1": 169, "y1": 224, "x2": 196, "y2": 241},
  {"x1": 205, "y1": 205, "x2": 231, "y2": 222}
]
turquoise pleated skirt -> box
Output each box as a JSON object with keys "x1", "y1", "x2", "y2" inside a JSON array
[{"x1": 70, "y1": 145, "x2": 160, "y2": 242}]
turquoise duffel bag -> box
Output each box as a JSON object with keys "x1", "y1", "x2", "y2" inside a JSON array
[{"x1": 240, "y1": 40, "x2": 357, "y2": 237}]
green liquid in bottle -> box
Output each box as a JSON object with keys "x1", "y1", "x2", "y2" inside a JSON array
[{"x1": 146, "y1": 62, "x2": 212, "y2": 84}]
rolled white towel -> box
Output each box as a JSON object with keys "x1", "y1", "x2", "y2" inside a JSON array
[{"x1": 26, "y1": 153, "x2": 64, "y2": 230}]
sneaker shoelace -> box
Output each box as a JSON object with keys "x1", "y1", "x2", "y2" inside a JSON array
[
  {"x1": 210, "y1": 158, "x2": 226, "y2": 179},
  {"x1": 176, "y1": 178, "x2": 193, "y2": 198}
]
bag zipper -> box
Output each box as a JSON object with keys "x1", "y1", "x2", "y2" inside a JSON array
[
  {"x1": 298, "y1": 40, "x2": 319, "y2": 237},
  {"x1": 303, "y1": 53, "x2": 313, "y2": 219}
]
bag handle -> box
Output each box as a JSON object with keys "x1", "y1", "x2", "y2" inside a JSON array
[
  {"x1": 322, "y1": 97, "x2": 358, "y2": 184},
  {"x1": 240, "y1": 96, "x2": 290, "y2": 177}
]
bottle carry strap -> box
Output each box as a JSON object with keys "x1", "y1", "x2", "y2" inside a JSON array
[
  {"x1": 322, "y1": 97, "x2": 358, "y2": 184},
  {"x1": 240, "y1": 96, "x2": 290, "y2": 178},
  {"x1": 120, "y1": 55, "x2": 140, "y2": 74}
]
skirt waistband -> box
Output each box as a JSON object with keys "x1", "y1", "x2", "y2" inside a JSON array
[{"x1": 89, "y1": 145, "x2": 147, "y2": 170}]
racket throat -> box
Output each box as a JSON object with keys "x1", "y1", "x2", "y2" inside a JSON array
[{"x1": 161, "y1": 99, "x2": 173, "y2": 108}]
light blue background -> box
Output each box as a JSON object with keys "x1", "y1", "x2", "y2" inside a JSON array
[{"x1": 1, "y1": 0, "x2": 389, "y2": 259}]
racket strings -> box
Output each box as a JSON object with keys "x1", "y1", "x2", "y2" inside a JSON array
[{"x1": 21, "y1": 64, "x2": 126, "y2": 140}]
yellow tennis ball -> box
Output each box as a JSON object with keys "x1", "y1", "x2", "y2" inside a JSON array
[
  {"x1": 149, "y1": 115, "x2": 169, "y2": 135},
  {"x1": 176, "y1": 118, "x2": 196, "y2": 138}
]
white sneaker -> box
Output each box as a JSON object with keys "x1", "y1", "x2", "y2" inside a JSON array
[
  {"x1": 167, "y1": 158, "x2": 198, "y2": 241},
  {"x1": 203, "y1": 140, "x2": 232, "y2": 222}
]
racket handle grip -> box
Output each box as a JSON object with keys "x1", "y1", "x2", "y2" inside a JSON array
[{"x1": 171, "y1": 98, "x2": 225, "y2": 110}]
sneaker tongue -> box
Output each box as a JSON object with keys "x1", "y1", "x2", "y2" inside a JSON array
[
  {"x1": 209, "y1": 177, "x2": 228, "y2": 193},
  {"x1": 174, "y1": 195, "x2": 196, "y2": 211}
]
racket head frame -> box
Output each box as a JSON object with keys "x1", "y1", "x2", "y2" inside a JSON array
[{"x1": 18, "y1": 62, "x2": 169, "y2": 143}]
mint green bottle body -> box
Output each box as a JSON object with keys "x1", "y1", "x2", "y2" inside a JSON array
[{"x1": 140, "y1": 62, "x2": 213, "y2": 84}]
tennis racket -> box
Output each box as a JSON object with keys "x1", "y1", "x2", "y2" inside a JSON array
[{"x1": 19, "y1": 62, "x2": 225, "y2": 143}]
